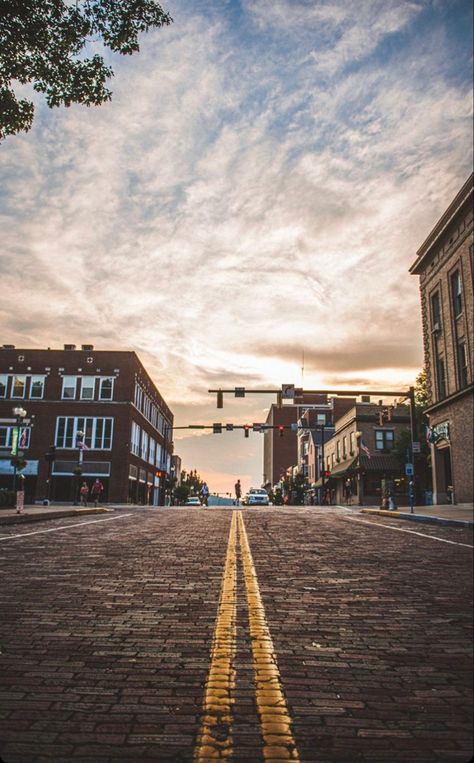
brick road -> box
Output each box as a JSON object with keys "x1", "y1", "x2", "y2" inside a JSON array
[{"x1": 0, "y1": 507, "x2": 472, "y2": 762}]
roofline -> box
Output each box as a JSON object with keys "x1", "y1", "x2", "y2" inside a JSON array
[{"x1": 409, "y1": 173, "x2": 473, "y2": 275}]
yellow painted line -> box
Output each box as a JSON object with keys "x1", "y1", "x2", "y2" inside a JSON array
[
  {"x1": 194, "y1": 511, "x2": 237, "y2": 761},
  {"x1": 237, "y1": 511, "x2": 300, "y2": 763}
]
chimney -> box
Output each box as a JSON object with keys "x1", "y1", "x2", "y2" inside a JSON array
[
  {"x1": 64, "y1": 344, "x2": 76, "y2": 351},
  {"x1": 361, "y1": 395, "x2": 371, "y2": 403},
  {"x1": 1, "y1": 344, "x2": 15, "y2": 349},
  {"x1": 81, "y1": 344, "x2": 94, "y2": 351}
]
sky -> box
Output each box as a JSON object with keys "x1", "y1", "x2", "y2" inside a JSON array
[{"x1": 1, "y1": 0, "x2": 473, "y2": 493}]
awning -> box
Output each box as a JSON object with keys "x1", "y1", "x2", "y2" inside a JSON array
[{"x1": 313, "y1": 457, "x2": 358, "y2": 488}]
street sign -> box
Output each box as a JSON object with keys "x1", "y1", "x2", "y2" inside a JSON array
[
  {"x1": 252, "y1": 423, "x2": 262, "y2": 432},
  {"x1": 225, "y1": 424, "x2": 234, "y2": 431},
  {"x1": 412, "y1": 442, "x2": 421, "y2": 453},
  {"x1": 213, "y1": 423, "x2": 222, "y2": 434},
  {"x1": 290, "y1": 423, "x2": 298, "y2": 431},
  {"x1": 281, "y1": 384, "x2": 295, "y2": 399},
  {"x1": 405, "y1": 463, "x2": 414, "y2": 476},
  {"x1": 234, "y1": 387, "x2": 246, "y2": 397}
]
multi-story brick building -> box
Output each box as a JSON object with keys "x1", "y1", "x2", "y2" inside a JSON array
[
  {"x1": 0, "y1": 345, "x2": 174, "y2": 505},
  {"x1": 316, "y1": 401, "x2": 411, "y2": 505},
  {"x1": 263, "y1": 393, "x2": 328, "y2": 488},
  {"x1": 409, "y1": 174, "x2": 473, "y2": 504}
]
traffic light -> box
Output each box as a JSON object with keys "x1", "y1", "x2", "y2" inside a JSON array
[
  {"x1": 213, "y1": 423, "x2": 222, "y2": 434},
  {"x1": 278, "y1": 425, "x2": 284, "y2": 437},
  {"x1": 244, "y1": 425, "x2": 250, "y2": 438},
  {"x1": 217, "y1": 390, "x2": 223, "y2": 408}
]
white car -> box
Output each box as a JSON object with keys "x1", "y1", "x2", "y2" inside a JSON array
[
  {"x1": 245, "y1": 489, "x2": 270, "y2": 507},
  {"x1": 185, "y1": 496, "x2": 201, "y2": 506}
]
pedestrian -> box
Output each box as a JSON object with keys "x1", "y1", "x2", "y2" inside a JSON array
[
  {"x1": 344, "y1": 478, "x2": 353, "y2": 505},
  {"x1": 91, "y1": 478, "x2": 104, "y2": 507},
  {"x1": 234, "y1": 479, "x2": 242, "y2": 506},
  {"x1": 79, "y1": 481, "x2": 89, "y2": 506},
  {"x1": 388, "y1": 492, "x2": 397, "y2": 511},
  {"x1": 200, "y1": 482, "x2": 209, "y2": 507}
]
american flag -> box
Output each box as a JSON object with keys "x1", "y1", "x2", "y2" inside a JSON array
[
  {"x1": 359, "y1": 438, "x2": 371, "y2": 459},
  {"x1": 19, "y1": 428, "x2": 28, "y2": 448}
]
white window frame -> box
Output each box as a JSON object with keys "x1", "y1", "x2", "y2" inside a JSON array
[
  {"x1": 0, "y1": 374, "x2": 9, "y2": 398},
  {"x1": 55, "y1": 416, "x2": 114, "y2": 450},
  {"x1": 12, "y1": 375, "x2": 26, "y2": 399},
  {"x1": 141, "y1": 430, "x2": 149, "y2": 461},
  {"x1": 29, "y1": 375, "x2": 45, "y2": 399},
  {"x1": 80, "y1": 376, "x2": 96, "y2": 400},
  {"x1": 62, "y1": 376, "x2": 77, "y2": 400},
  {"x1": 99, "y1": 377, "x2": 114, "y2": 401}
]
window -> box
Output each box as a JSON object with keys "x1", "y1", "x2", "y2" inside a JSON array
[
  {"x1": 30, "y1": 375, "x2": 45, "y2": 399},
  {"x1": 149, "y1": 437, "x2": 156, "y2": 466},
  {"x1": 336, "y1": 440, "x2": 341, "y2": 461},
  {"x1": 141, "y1": 430, "x2": 149, "y2": 461},
  {"x1": 349, "y1": 432, "x2": 355, "y2": 454},
  {"x1": 317, "y1": 413, "x2": 326, "y2": 425},
  {"x1": 0, "y1": 426, "x2": 30, "y2": 449},
  {"x1": 99, "y1": 377, "x2": 114, "y2": 400},
  {"x1": 436, "y1": 355, "x2": 447, "y2": 399},
  {"x1": 375, "y1": 430, "x2": 394, "y2": 451},
  {"x1": 80, "y1": 377, "x2": 96, "y2": 400},
  {"x1": 457, "y1": 343, "x2": 469, "y2": 388},
  {"x1": 451, "y1": 270, "x2": 462, "y2": 317},
  {"x1": 131, "y1": 422, "x2": 140, "y2": 456},
  {"x1": 0, "y1": 375, "x2": 8, "y2": 398},
  {"x1": 62, "y1": 376, "x2": 77, "y2": 399},
  {"x1": 431, "y1": 291, "x2": 441, "y2": 331},
  {"x1": 12, "y1": 375, "x2": 26, "y2": 398},
  {"x1": 55, "y1": 417, "x2": 114, "y2": 449},
  {"x1": 342, "y1": 436, "x2": 347, "y2": 459}
]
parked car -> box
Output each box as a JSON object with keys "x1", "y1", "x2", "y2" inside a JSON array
[
  {"x1": 185, "y1": 496, "x2": 201, "y2": 506},
  {"x1": 245, "y1": 488, "x2": 270, "y2": 507}
]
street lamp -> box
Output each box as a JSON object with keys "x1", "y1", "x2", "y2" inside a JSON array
[
  {"x1": 355, "y1": 431, "x2": 363, "y2": 506},
  {"x1": 12, "y1": 406, "x2": 27, "y2": 496},
  {"x1": 73, "y1": 429, "x2": 85, "y2": 505}
]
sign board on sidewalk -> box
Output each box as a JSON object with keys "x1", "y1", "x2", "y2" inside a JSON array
[{"x1": 405, "y1": 463, "x2": 414, "y2": 476}]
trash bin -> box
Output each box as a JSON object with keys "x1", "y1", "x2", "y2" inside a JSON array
[{"x1": 424, "y1": 490, "x2": 433, "y2": 506}]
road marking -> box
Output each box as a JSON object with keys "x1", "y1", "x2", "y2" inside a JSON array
[
  {"x1": 194, "y1": 511, "x2": 237, "y2": 762},
  {"x1": 238, "y1": 511, "x2": 300, "y2": 762},
  {"x1": 344, "y1": 516, "x2": 474, "y2": 548},
  {"x1": 0, "y1": 514, "x2": 133, "y2": 541}
]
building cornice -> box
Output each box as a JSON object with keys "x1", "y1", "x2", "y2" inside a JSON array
[
  {"x1": 409, "y1": 173, "x2": 473, "y2": 275},
  {"x1": 425, "y1": 384, "x2": 474, "y2": 415}
]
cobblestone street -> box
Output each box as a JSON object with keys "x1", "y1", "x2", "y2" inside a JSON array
[{"x1": 0, "y1": 506, "x2": 472, "y2": 762}]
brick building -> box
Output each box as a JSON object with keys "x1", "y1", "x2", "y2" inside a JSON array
[
  {"x1": 263, "y1": 393, "x2": 327, "y2": 488},
  {"x1": 409, "y1": 174, "x2": 473, "y2": 504},
  {"x1": 0, "y1": 345, "x2": 174, "y2": 505},
  {"x1": 315, "y1": 401, "x2": 411, "y2": 505}
]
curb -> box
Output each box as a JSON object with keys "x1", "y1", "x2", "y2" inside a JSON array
[
  {"x1": 360, "y1": 508, "x2": 474, "y2": 528},
  {"x1": 0, "y1": 507, "x2": 112, "y2": 526}
]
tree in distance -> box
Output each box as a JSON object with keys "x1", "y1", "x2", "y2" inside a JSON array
[{"x1": 0, "y1": 0, "x2": 173, "y2": 141}]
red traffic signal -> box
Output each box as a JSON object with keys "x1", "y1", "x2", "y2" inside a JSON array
[
  {"x1": 244, "y1": 425, "x2": 250, "y2": 438},
  {"x1": 278, "y1": 425, "x2": 285, "y2": 437}
]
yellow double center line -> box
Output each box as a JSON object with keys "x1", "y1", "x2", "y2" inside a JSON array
[{"x1": 194, "y1": 511, "x2": 300, "y2": 762}]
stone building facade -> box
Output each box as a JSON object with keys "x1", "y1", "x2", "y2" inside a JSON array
[
  {"x1": 410, "y1": 174, "x2": 473, "y2": 504},
  {"x1": 0, "y1": 345, "x2": 174, "y2": 505}
]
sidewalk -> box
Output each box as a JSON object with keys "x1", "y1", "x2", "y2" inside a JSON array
[
  {"x1": 358, "y1": 502, "x2": 473, "y2": 527},
  {"x1": 0, "y1": 504, "x2": 112, "y2": 525}
]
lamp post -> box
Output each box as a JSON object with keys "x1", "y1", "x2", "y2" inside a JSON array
[
  {"x1": 73, "y1": 429, "x2": 84, "y2": 506},
  {"x1": 355, "y1": 430, "x2": 363, "y2": 506},
  {"x1": 11, "y1": 406, "x2": 27, "y2": 496}
]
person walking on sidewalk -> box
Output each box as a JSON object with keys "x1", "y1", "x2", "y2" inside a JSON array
[
  {"x1": 200, "y1": 482, "x2": 210, "y2": 507},
  {"x1": 91, "y1": 478, "x2": 104, "y2": 507},
  {"x1": 79, "y1": 481, "x2": 89, "y2": 507}
]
